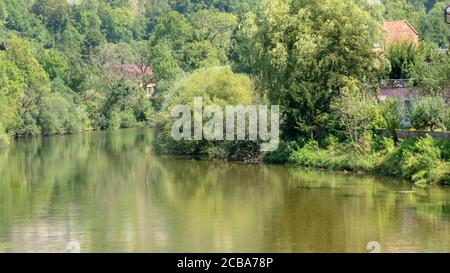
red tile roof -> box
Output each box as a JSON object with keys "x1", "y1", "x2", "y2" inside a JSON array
[{"x1": 383, "y1": 20, "x2": 419, "y2": 46}]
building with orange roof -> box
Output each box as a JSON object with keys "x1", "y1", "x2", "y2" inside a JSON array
[{"x1": 382, "y1": 20, "x2": 419, "y2": 46}]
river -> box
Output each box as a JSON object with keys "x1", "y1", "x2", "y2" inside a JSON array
[{"x1": 0, "y1": 129, "x2": 449, "y2": 252}]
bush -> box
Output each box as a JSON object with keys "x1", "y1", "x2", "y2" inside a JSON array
[
  {"x1": 98, "y1": 108, "x2": 121, "y2": 130},
  {"x1": 385, "y1": 43, "x2": 419, "y2": 79},
  {"x1": 371, "y1": 136, "x2": 395, "y2": 153},
  {"x1": 38, "y1": 92, "x2": 86, "y2": 135},
  {"x1": 119, "y1": 109, "x2": 137, "y2": 128},
  {"x1": 265, "y1": 141, "x2": 300, "y2": 164},
  {"x1": 330, "y1": 81, "x2": 374, "y2": 144},
  {"x1": 379, "y1": 98, "x2": 403, "y2": 140},
  {"x1": 400, "y1": 137, "x2": 440, "y2": 181},
  {"x1": 38, "y1": 94, "x2": 69, "y2": 135},
  {"x1": 16, "y1": 112, "x2": 41, "y2": 137},
  {"x1": 411, "y1": 96, "x2": 447, "y2": 131},
  {"x1": 288, "y1": 140, "x2": 377, "y2": 172},
  {"x1": 435, "y1": 139, "x2": 450, "y2": 161},
  {"x1": 154, "y1": 66, "x2": 261, "y2": 161},
  {"x1": 379, "y1": 136, "x2": 449, "y2": 185},
  {"x1": 287, "y1": 135, "x2": 449, "y2": 186}
]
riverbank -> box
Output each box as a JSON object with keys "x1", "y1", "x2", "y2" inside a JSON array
[
  {"x1": 0, "y1": 125, "x2": 148, "y2": 147},
  {"x1": 3, "y1": 126, "x2": 450, "y2": 186},
  {"x1": 1, "y1": 128, "x2": 449, "y2": 252},
  {"x1": 266, "y1": 136, "x2": 450, "y2": 187}
]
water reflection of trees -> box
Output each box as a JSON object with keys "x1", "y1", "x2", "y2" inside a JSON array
[
  {"x1": 0, "y1": 129, "x2": 156, "y2": 251},
  {"x1": 0, "y1": 130, "x2": 449, "y2": 252},
  {"x1": 261, "y1": 169, "x2": 450, "y2": 252}
]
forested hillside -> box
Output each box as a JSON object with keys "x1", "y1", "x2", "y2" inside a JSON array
[
  {"x1": 1, "y1": 1, "x2": 449, "y2": 186},
  {"x1": 0, "y1": 0, "x2": 448, "y2": 143},
  {"x1": 0, "y1": 0, "x2": 260, "y2": 142}
]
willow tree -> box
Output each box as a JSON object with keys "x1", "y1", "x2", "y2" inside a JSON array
[
  {"x1": 243, "y1": 0, "x2": 382, "y2": 140},
  {"x1": 154, "y1": 66, "x2": 260, "y2": 161}
]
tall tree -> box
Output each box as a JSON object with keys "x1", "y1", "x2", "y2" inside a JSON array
[
  {"x1": 0, "y1": 58, "x2": 26, "y2": 133},
  {"x1": 0, "y1": 0, "x2": 51, "y2": 43},
  {"x1": 3, "y1": 37, "x2": 50, "y2": 136},
  {"x1": 244, "y1": 0, "x2": 382, "y2": 139},
  {"x1": 149, "y1": 11, "x2": 193, "y2": 59},
  {"x1": 32, "y1": 0, "x2": 71, "y2": 34},
  {"x1": 188, "y1": 9, "x2": 237, "y2": 51},
  {"x1": 415, "y1": 2, "x2": 450, "y2": 47},
  {"x1": 100, "y1": 5, "x2": 134, "y2": 43}
]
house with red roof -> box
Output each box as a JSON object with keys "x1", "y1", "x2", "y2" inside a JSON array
[
  {"x1": 372, "y1": 20, "x2": 449, "y2": 128},
  {"x1": 374, "y1": 20, "x2": 419, "y2": 51},
  {"x1": 382, "y1": 20, "x2": 419, "y2": 47},
  {"x1": 373, "y1": 20, "x2": 421, "y2": 127},
  {"x1": 375, "y1": 20, "x2": 420, "y2": 98},
  {"x1": 113, "y1": 64, "x2": 156, "y2": 99}
]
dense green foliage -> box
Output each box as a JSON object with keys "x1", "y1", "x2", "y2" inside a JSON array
[
  {"x1": 385, "y1": 42, "x2": 420, "y2": 80},
  {"x1": 379, "y1": 98, "x2": 403, "y2": 141},
  {"x1": 256, "y1": 0, "x2": 450, "y2": 185},
  {"x1": 154, "y1": 66, "x2": 261, "y2": 161},
  {"x1": 411, "y1": 95, "x2": 447, "y2": 131},
  {"x1": 240, "y1": 0, "x2": 382, "y2": 139},
  {"x1": 330, "y1": 83, "x2": 384, "y2": 144},
  {"x1": 0, "y1": 0, "x2": 449, "y2": 185},
  {"x1": 385, "y1": 41, "x2": 450, "y2": 94},
  {"x1": 0, "y1": 0, "x2": 261, "y2": 143},
  {"x1": 285, "y1": 135, "x2": 450, "y2": 186}
]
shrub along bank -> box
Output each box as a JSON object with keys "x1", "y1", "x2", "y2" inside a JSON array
[{"x1": 266, "y1": 135, "x2": 450, "y2": 186}]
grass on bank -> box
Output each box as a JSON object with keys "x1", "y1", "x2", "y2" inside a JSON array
[{"x1": 266, "y1": 135, "x2": 450, "y2": 186}]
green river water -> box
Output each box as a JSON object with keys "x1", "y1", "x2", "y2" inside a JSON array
[{"x1": 0, "y1": 129, "x2": 449, "y2": 252}]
